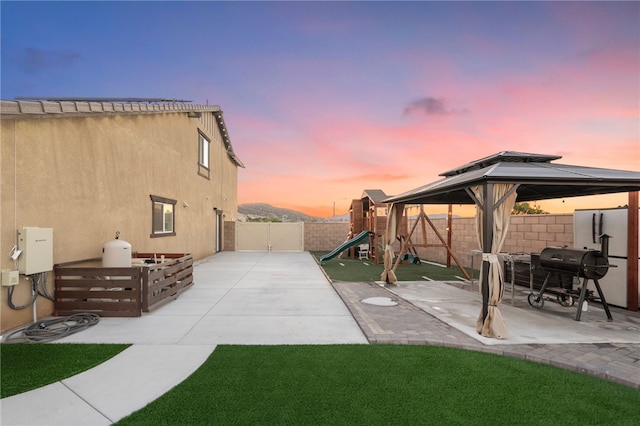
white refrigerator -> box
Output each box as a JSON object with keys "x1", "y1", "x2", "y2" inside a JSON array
[{"x1": 574, "y1": 207, "x2": 640, "y2": 308}]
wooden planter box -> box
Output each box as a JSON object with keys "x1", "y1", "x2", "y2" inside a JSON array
[
  {"x1": 54, "y1": 253, "x2": 193, "y2": 317},
  {"x1": 136, "y1": 253, "x2": 194, "y2": 312}
]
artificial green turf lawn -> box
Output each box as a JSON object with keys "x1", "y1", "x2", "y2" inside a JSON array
[
  {"x1": 313, "y1": 251, "x2": 479, "y2": 282},
  {"x1": 0, "y1": 343, "x2": 130, "y2": 398},
  {"x1": 116, "y1": 345, "x2": 639, "y2": 426}
]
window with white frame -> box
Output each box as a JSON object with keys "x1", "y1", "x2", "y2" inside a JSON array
[
  {"x1": 150, "y1": 195, "x2": 176, "y2": 237},
  {"x1": 198, "y1": 132, "x2": 211, "y2": 179},
  {"x1": 199, "y1": 132, "x2": 210, "y2": 169}
]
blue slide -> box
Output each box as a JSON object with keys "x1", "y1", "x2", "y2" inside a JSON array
[{"x1": 319, "y1": 231, "x2": 372, "y2": 262}]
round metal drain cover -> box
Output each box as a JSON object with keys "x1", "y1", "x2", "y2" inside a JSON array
[{"x1": 361, "y1": 297, "x2": 398, "y2": 306}]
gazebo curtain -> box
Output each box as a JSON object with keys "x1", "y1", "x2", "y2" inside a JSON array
[
  {"x1": 381, "y1": 203, "x2": 404, "y2": 283},
  {"x1": 472, "y1": 184, "x2": 517, "y2": 339}
]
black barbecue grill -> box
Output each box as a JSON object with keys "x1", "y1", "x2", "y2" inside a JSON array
[
  {"x1": 527, "y1": 234, "x2": 614, "y2": 321},
  {"x1": 539, "y1": 248, "x2": 609, "y2": 280}
]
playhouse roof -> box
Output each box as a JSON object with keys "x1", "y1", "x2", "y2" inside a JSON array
[{"x1": 361, "y1": 189, "x2": 389, "y2": 204}]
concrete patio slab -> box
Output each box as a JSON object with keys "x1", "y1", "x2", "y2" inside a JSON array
[
  {"x1": 179, "y1": 315, "x2": 367, "y2": 345},
  {"x1": 50, "y1": 315, "x2": 206, "y2": 345},
  {"x1": 386, "y1": 281, "x2": 640, "y2": 346},
  {"x1": 1, "y1": 252, "x2": 367, "y2": 426},
  {"x1": 207, "y1": 287, "x2": 354, "y2": 316}
]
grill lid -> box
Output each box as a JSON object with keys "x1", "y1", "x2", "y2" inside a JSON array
[{"x1": 539, "y1": 247, "x2": 608, "y2": 279}]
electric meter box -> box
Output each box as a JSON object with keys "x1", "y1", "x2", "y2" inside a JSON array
[{"x1": 17, "y1": 227, "x2": 54, "y2": 275}]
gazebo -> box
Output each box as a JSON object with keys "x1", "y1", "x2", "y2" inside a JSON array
[{"x1": 384, "y1": 151, "x2": 640, "y2": 339}]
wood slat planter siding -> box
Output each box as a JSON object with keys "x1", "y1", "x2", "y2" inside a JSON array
[
  {"x1": 54, "y1": 253, "x2": 193, "y2": 317},
  {"x1": 137, "y1": 253, "x2": 194, "y2": 312},
  {"x1": 54, "y1": 265, "x2": 142, "y2": 317}
]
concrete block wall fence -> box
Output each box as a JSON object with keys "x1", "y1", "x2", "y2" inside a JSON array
[
  {"x1": 223, "y1": 221, "x2": 236, "y2": 252},
  {"x1": 225, "y1": 214, "x2": 573, "y2": 270},
  {"x1": 415, "y1": 214, "x2": 573, "y2": 268},
  {"x1": 303, "y1": 222, "x2": 351, "y2": 252}
]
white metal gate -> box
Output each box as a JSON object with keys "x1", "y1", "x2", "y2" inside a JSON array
[{"x1": 236, "y1": 222, "x2": 304, "y2": 251}]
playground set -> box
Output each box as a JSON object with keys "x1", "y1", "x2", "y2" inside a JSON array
[
  {"x1": 320, "y1": 190, "x2": 392, "y2": 263},
  {"x1": 321, "y1": 189, "x2": 470, "y2": 280}
]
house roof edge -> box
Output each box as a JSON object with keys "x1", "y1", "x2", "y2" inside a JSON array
[{"x1": 0, "y1": 99, "x2": 221, "y2": 118}]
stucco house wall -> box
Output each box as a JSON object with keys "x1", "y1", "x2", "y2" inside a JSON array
[{"x1": 0, "y1": 100, "x2": 242, "y2": 332}]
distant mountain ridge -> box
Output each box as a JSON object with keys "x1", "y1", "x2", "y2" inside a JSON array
[
  {"x1": 238, "y1": 203, "x2": 455, "y2": 222},
  {"x1": 238, "y1": 203, "x2": 321, "y2": 222}
]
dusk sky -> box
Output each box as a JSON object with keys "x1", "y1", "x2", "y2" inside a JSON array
[{"x1": 2, "y1": 1, "x2": 639, "y2": 218}]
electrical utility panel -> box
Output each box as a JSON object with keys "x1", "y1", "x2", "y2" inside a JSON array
[{"x1": 17, "y1": 227, "x2": 54, "y2": 275}]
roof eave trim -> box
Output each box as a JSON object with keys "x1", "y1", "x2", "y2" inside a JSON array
[
  {"x1": 213, "y1": 110, "x2": 245, "y2": 168},
  {"x1": 0, "y1": 99, "x2": 221, "y2": 119}
]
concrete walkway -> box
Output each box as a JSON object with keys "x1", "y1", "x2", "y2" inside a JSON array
[{"x1": 1, "y1": 252, "x2": 367, "y2": 425}]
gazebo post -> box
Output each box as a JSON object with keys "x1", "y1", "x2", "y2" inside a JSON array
[{"x1": 481, "y1": 183, "x2": 494, "y2": 322}]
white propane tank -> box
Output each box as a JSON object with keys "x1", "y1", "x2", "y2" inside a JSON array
[{"x1": 102, "y1": 231, "x2": 132, "y2": 267}]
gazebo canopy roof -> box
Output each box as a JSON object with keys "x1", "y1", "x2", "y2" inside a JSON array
[{"x1": 385, "y1": 151, "x2": 640, "y2": 205}]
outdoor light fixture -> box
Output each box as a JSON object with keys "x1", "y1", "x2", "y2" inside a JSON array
[{"x1": 187, "y1": 111, "x2": 202, "y2": 118}]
